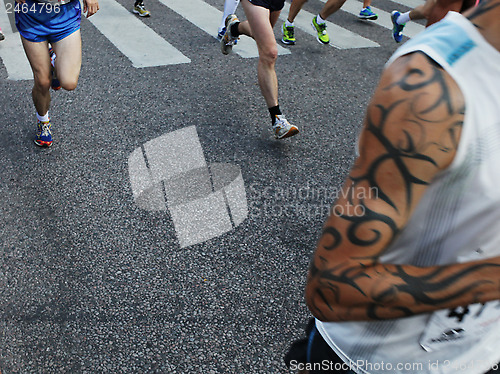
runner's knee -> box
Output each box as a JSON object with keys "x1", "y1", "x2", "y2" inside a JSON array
[
  {"x1": 60, "y1": 77, "x2": 79, "y2": 91},
  {"x1": 34, "y1": 75, "x2": 52, "y2": 91},
  {"x1": 259, "y1": 45, "x2": 278, "y2": 65}
]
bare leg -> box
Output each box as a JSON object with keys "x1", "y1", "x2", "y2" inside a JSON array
[
  {"x1": 408, "y1": 0, "x2": 436, "y2": 21},
  {"x1": 241, "y1": 0, "x2": 280, "y2": 108},
  {"x1": 21, "y1": 37, "x2": 52, "y2": 116},
  {"x1": 319, "y1": 0, "x2": 348, "y2": 19},
  {"x1": 409, "y1": 4, "x2": 427, "y2": 20},
  {"x1": 52, "y1": 30, "x2": 82, "y2": 91},
  {"x1": 220, "y1": 0, "x2": 241, "y2": 32},
  {"x1": 287, "y1": 0, "x2": 308, "y2": 23},
  {"x1": 426, "y1": 0, "x2": 462, "y2": 26},
  {"x1": 393, "y1": 1, "x2": 427, "y2": 27},
  {"x1": 236, "y1": 19, "x2": 253, "y2": 37}
]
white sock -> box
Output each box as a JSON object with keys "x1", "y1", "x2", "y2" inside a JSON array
[
  {"x1": 285, "y1": 19, "x2": 294, "y2": 27},
  {"x1": 316, "y1": 14, "x2": 326, "y2": 24},
  {"x1": 37, "y1": 111, "x2": 49, "y2": 123},
  {"x1": 220, "y1": 0, "x2": 240, "y2": 32},
  {"x1": 397, "y1": 11, "x2": 411, "y2": 24}
]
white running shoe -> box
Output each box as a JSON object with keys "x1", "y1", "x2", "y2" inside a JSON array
[
  {"x1": 273, "y1": 115, "x2": 299, "y2": 139},
  {"x1": 220, "y1": 14, "x2": 240, "y2": 55}
]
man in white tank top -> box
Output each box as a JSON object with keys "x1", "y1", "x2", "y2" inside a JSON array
[{"x1": 286, "y1": 1, "x2": 500, "y2": 373}]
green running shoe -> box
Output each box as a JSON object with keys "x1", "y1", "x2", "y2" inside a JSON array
[
  {"x1": 220, "y1": 14, "x2": 240, "y2": 55},
  {"x1": 281, "y1": 22, "x2": 296, "y2": 45},
  {"x1": 391, "y1": 11, "x2": 405, "y2": 43},
  {"x1": 311, "y1": 16, "x2": 329, "y2": 44},
  {"x1": 358, "y1": 6, "x2": 378, "y2": 20},
  {"x1": 133, "y1": 2, "x2": 151, "y2": 17}
]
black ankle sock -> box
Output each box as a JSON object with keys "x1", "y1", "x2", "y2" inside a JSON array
[
  {"x1": 230, "y1": 22, "x2": 240, "y2": 37},
  {"x1": 269, "y1": 105, "x2": 282, "y2": 124}
]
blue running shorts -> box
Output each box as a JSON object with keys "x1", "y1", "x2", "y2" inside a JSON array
[{"x1": 15, "y1": 0, "x2": 81, "y2": 43}]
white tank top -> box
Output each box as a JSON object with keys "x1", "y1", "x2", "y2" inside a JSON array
[{"x1": 317, "y1": 12, "x2": 500, "y2": 374}]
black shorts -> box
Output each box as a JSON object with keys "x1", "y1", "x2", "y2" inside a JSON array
[
  {"x1": 248, "y1": 0, "x2": 284, "y2": 12},
  {"x1": 285, "y1": 318, "x2": 355, "y2": 374}
]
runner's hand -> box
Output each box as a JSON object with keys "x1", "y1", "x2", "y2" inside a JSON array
[{"x1": 83, "y1": 0, "x2": 99, "y2": 17}]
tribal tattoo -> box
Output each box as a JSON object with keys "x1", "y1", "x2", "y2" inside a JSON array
[
  {"x1": 305, "y1": 53, "x2": 500, "y2": 321},
  {"x1": 331, "y1": 53, "x2": 463, "y2": 259}
]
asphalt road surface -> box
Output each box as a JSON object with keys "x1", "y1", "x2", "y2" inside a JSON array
[{"x1": 0, "y1": 0, "x2": 424, "y2": 372}]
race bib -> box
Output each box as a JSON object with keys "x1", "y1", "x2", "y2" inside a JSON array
[{"x1": 420, "y1": 301, "x2": 500, "y2": 352}]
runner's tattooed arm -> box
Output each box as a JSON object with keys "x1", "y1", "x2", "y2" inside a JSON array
[{"x1": 306, "y1": 52, "x2": 500, "y2": 322}]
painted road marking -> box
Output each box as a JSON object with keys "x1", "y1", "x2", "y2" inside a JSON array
[
  {"x1": 129, "y1": 126, "x2": 248, "y2": 248},
  {"x1": 390, "y1": 0, "x2": 424, "y2": 10},
  {"x1": 280, "y1": 1, "x2": 379, "y2": 49},
  {"x1": 0, "y1": 0, "x2": 31, "y2": 80},
  {"x1": 320, "y1": 0, "x2": 425, "y2": 39},
  {"x1": 157, "y1": 0, "x2": 290, "y2": 58},
  {"x1": 0, "y1": 0, "x2": 428, "y2": 79},
  {"x1": 87, "y1": 0, "x2": 190, "y2": 67}
]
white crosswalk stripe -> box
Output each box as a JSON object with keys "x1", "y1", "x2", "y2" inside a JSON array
[
  {"x1": 390, "y1": 0, "x2": 424, "y2": 10},
  {"x1": 0, "y1": 0, "x2": 426, "y2": 80},
  {"x1": 0, "y1": 1, "x2": 32, "y2": 80},
  {"x1": 157, "y1": 0, "x2": 290, "y2": 58},
  {"x1": 88, "y1": 0, "x2": 190, "y2": 67},
  {"x1": 331, "y1": 0, "x2": 425, "y2": 39}
]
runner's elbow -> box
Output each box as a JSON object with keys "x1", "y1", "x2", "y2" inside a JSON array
[{"x1": 305, "y1": 282, "x2": 345, "y2": 322}]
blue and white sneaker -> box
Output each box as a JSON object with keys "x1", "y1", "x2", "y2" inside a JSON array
[
  {"x1": 220, "y1": 14, "x2": 240, "y2": 55},
  {"x1": 391, "y1": 11, "x2": 405, "y2": 43},
  {"x1": 34, "y1": 120, "x2": 53, "y2": 147},
  {"x1": 358, "y1": 6, "x2": 378, "y2": 20},
  {"x1": 218, "y1": 27, "x2": 237, "y2": 44},
  {"x1": 217, "y1": 27, "x2": 226, "y2": 40}
]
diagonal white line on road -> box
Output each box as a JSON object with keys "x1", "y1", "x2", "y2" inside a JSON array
[
  {"x1": 88, "y1": 0, "x2": 190, "y2": 67},
  {"x1": 280, "y1": 1, "x2": 379, "y2": 49},
  {"x1": 157, "y1": 0, "x2": 290, "y2": 58},
  {"x1": 318, "y1": 0, "x2": 425, "y2": 39},
  {"x1": 389, "y1": 0, "x2": 425, "y2": 10},
  {"x1": 0, "y1": 0, "x2": 32, "y2": 80}
]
